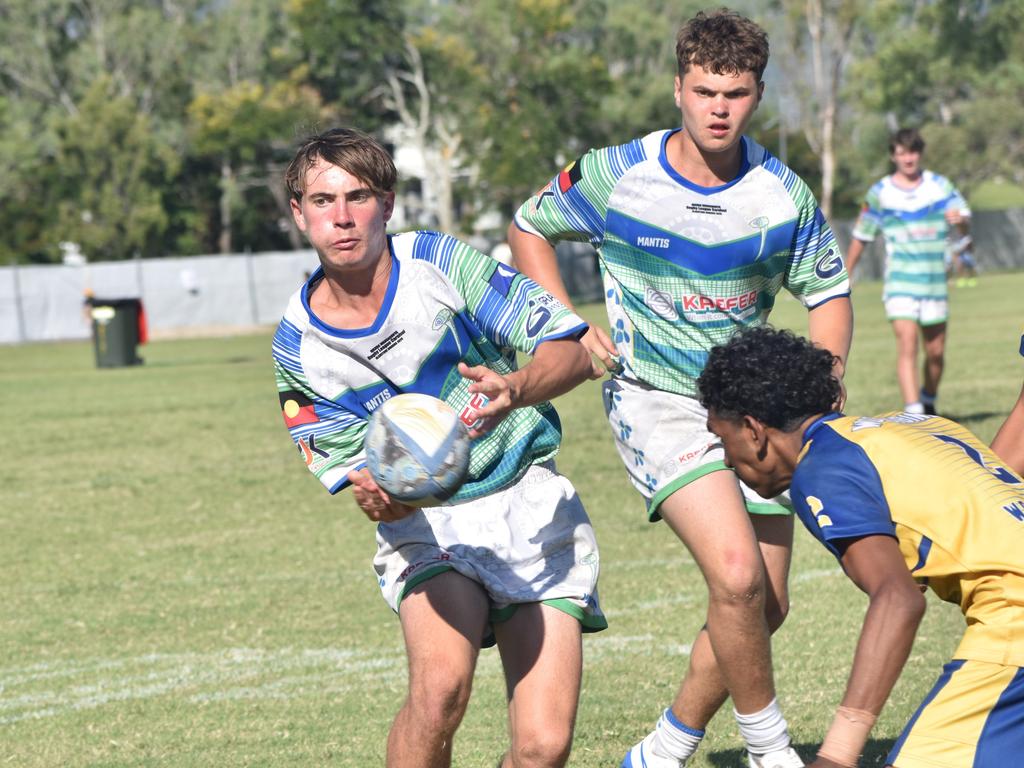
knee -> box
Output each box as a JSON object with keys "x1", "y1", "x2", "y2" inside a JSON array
[
  {"x1": 707, "y1": 563, "x2": 766, "y2": 612},
  {"x1": 510, "y1": 725, "x2": 573, "y2": 768},
  {"x1": 407, "y1": 669, "x2": 473, "y2": 736}
]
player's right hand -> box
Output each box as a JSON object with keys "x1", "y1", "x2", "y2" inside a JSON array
[
  {"x1": 581, "y1": 325, "x2": 621, "y2": 379},
  {"x1": 347, "y1": 468, "x2": 415, "y2": 523}
]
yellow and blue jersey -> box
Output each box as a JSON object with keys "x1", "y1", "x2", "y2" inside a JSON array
[{"x1": 791, "y1": 412, "x2": 1024, "y2": 667}]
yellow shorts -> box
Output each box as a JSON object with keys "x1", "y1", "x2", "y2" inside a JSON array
[{"x1": 888, "y1": 658, "x2": 1024, "y2": 767}]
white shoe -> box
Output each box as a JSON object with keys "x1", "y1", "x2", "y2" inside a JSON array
[
  {"x1": 620, "y1": 732, "x2": 686, "y2": 767},
  {"x1": 747, "y1": 746, "x2": 804, "y2": 768}
]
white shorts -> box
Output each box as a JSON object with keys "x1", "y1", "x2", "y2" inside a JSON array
[
  {"x1": 602, "y1": 377, "x2": 790, "y2": 521},
  {"x1": 885, "y1": 295, "x2": 948, "y2": 326},
  {"x1": 373, "y1": 462, "x2": 606, "y2": 642}
]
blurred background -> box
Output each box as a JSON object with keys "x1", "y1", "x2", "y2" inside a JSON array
[{"x1": 2, "y1": 0, "x2": 1023, "y2": 343}]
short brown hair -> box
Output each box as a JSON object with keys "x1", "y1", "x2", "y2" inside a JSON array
[
  {"x1": 676, "y1": 8, "x2": 769, "y2": 81},
  {"x1": 285, "y1": 127, "x2": 397, "y2": 201},
  {"x1": 889, "y1": 127, "x2": 925, "y2": 154}
]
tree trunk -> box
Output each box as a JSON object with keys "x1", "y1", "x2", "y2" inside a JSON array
[{"x1": 219, "y1": 159, "x2": 233, "y2": 254}]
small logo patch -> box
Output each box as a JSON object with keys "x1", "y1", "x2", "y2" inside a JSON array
[{"x1": 814, "y1": 248, "x2": 844, "y2": 279}]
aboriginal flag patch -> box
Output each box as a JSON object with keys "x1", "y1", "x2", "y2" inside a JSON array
[
  {"x1": 557, "y1": 158, "x2": 583, "y2": 193},
  {"x1": 280, "y1": 390, "x2": 319, "y2": 428}
]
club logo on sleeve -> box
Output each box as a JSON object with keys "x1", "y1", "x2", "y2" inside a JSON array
[
  {"x1": 487, "y1": 263, "x2": 519, "y2": 297},
  {"x1": 814, "y1": 248, "x2": 844, "y2": 279},
  {"x1": 280, "y1": 390, "x2": 319, "y2": 428},
  {"x1": 806, "y1": 495, "x2": 832, "y2": 528},
  {"x1": 525, "y1": 300, "x2": 552, "y2": 337},
  {"x1": 557, "y1": 157, "x2": 584, "y2": 193}
]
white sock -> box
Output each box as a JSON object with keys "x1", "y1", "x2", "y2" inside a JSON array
[
  {"x1": 651, "y1": 707, "x2": 705, "y2": 760},
  {"x1": 905, "y1": 401, "x2": 925, "y2": 414},
  {"x1": 734, "y1": 697, "x2": 791, "y2": 755}
]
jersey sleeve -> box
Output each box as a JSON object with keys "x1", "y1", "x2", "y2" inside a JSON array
[
  {"x1": 943, "y1": 178, "x2": 971, "y2": 219},
  {"x1": 851, "y1": 185, "x2": 882, "y2": 242},
  {"x1": 273, "y1": 323, "x2": 367, "y2": 495},
  {"x1": 783, "y1": 176, "x2": 851, "y2": 308},
  {"x1": 790, "y1": 428, "x2": 897, "y2": 560},
  {"x1": 409, "y1": 231, "x2": 588, "y2": 355},
  {"x1": 512, "y1": 146, "x2": 617, "y2": 246}
]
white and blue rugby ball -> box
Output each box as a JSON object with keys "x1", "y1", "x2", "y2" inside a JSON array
[{"x1": 364, "y1": 393, "x2": 471, "y2": 506}]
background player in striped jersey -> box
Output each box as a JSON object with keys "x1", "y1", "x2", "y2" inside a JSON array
[
  {"x1": 273, "y1": 128, "x2": 607, "y2": 768},
  {"x1": 699, "y1": 326, "x2": 1024, "y2": 768},
  {"x1": 991, "y1": 329, "x2": 1024, "y2": 476},
  {"x1": 845, "y1": 128, "x2": 972, "y2": 416},
  {"x1": 509, "y1": 9, "x2": 852, "y2": 768}
]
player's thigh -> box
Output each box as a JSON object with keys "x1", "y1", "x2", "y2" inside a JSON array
[
  {"x1": 890, "y1": 318, "x2": 920, "y2": 353},
  {"x1": 659, "y1": 470, "x2": 762, "y2": 591},
  {"x1": 494, "y1": 603, "x2": 582, "y2": 733},
  {"x1": 887, "y1": 659, "x2": 1024, "y2": 768},
  {"x1": 398, "y1": 569, "x2": 490, "y2": 691}
]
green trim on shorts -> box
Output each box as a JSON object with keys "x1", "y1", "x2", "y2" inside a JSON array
[
  {"x1": 396, "y1": 568, "x2": 608, "y2": 636},
  {"x1": 487, "y1": 599, "x2": 607, "y2": 633},
  {"x1": 886, "y1": 313, "x2": 919, "y2": 322},
  {"x1": 747, "y1": 500, "x2": 793, "y2": 516},
  {"x1": 920, "y1": 317, "x2": 948, "y2": 327},
  {"x1": 647, "y1": 461, "x2": 728, "y2": 522},
  {"x1": 647, "y1": 462, "x2": 793, "y2": 521},
  {"x1": 396, "y1": 563, "x2": 455, "y2": 604}
]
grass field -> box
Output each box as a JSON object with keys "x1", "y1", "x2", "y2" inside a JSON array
[{"x1": 2, "y1": 272, "x2": 1022, "y2": 767}]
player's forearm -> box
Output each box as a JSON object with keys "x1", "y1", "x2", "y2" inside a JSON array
[
  {"x1": 505, "y1": 338, "x2": 591, "y2": 408},
  {"x1": 844, "y1": 239, "x2": 865, "y2": 276},
  {"x1": 808, "y1": 296, "x2": 853, "y2": 379},
  {"x1": 508, "y1": 223, "x2": 576, "y2": 311},
  {"x1": 992, "y1": 385, "x2": 1024, "y2": 476},
  {"x1": 842, "y1": 581, "x2": 925, "y2": 713}
]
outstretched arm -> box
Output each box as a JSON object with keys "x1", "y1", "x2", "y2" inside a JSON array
[
  {"x1": 458, "y1": 337, "x2": 591, "y2": 438},
  {"x1": 809, "y1": 535, "x2": 926, "y2": 768},
  {"x1": 508, "y1": 223, "x2": 619, "y2": 377}
]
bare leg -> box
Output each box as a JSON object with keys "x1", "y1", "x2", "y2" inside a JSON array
[
  {"x1": 920, "y1": 322, "x2": 947, "y2": 398},
  {"x1": 387, "y1": 571, "x2": 490, "y2": 768},
  {"x1": 892, "y1": 319, "x2": 921, "y2": 406},
  {"x1": 668, "y1": 507, "x2": 794, "y2": 727},
  {"x1": 659, "y1": 471, "x2": 773, "y2": 719},
  {"x1": 495, "y1": 604, "x2": 582, "y2": 768}
]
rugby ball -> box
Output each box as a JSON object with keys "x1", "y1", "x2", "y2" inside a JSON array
[{"x1": 364, "y1": 393, "x2": 471, "y2": 506}]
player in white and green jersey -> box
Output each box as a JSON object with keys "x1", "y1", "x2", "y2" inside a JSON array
[
  {"x1": 847, "y1": 127, "x2": 971, "y2": 417},
  {"x1": 510, "y1": 10, "x2": 852, "y2": 768},
  {"x1": 274, "y1": 127, "x2": 604, "y2": 768}
]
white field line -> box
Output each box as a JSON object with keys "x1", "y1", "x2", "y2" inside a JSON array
[{"x1": 0, "y1": 569, "x2": 840, "y2": 724}]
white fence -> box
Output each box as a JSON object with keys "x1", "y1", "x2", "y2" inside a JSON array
[{"x1": 3, "y1": 208, "x2": 1023, "y2": 345}]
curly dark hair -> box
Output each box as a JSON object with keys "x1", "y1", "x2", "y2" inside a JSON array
[
  {"x1": 697, "y1": 326, "x2": 840, "y2": 431},
  {"x1": 676, "y1": 9, "x2": 769, "y2": 80}
]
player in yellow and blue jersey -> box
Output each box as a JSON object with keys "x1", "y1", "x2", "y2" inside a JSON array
[
  {"x1": 992, "y1": 329, "x2": 1024, "y2": 477},
  {"x1": 698, "y1": 326, "x2": 1024, "y2": 768}
]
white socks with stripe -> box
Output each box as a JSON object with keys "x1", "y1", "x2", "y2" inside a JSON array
[
  {"x1": 734, "y1": 697, "x2": 792, "y2": 755},
  {"x1": 652, "y1": 707, "x2": 705, "y2": 761}
]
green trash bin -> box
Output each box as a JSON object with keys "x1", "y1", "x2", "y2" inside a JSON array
[{"x1": 89, "y1": 298, "x2": 144, "y2": 368}]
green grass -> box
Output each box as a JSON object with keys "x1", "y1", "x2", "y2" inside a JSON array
[
  {"x1": 2, "y1": 272, "x2": 1022, "y2": 766},
  {"x1": 968, "y1": 179, "x2": 1024, "y2": 211}
]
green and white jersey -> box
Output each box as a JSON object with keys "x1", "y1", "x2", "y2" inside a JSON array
[
  {"x1": 513, "y1": 129, "x2": 849, "y2": 397},
  {"x1": 273, "y1": 231, "x2": 587, "y2": 502},
  {"x1": 852, "y1": 170, "x2": 969, "y2": 302}
]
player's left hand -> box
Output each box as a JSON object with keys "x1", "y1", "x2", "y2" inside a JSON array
[
  {"x1": 458, "y1": 361, "x2": 513, "y2": 438},
  {"x1": 347, "y1": 468, "x2": 416, "y2": 522},
  {"x1": 944, "y1": 208, "x2": 964, "y2": 226}
]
